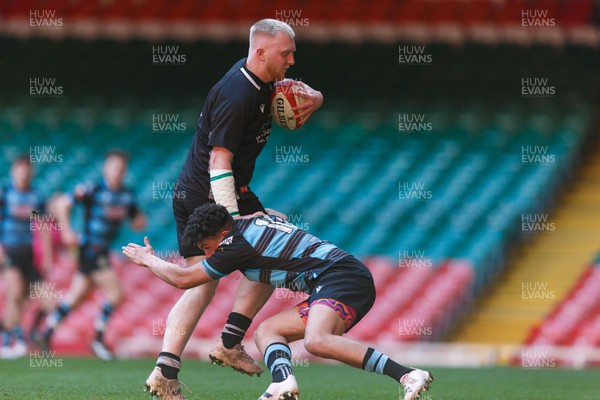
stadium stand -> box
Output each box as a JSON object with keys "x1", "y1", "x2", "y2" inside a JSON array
[
  {"x1": 0, "y1": 91, "x2": 594, "y2": 356},
  {"x1": 0, "y1": 11, "x2": 598, "y2": 362},
  {"x1": 514, "y1": 254, "x2": 600, "y2": 367},
  {"x1": 2, "y1": 0, "x2": 599, "y2": 31},
  {"x1": 452, "y1": 136, "x2": 600, "y2": 345}
]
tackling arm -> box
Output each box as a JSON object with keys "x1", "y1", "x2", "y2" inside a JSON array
[{"x1": 122, "y1": 237, "x2": 213, "y2": 290}]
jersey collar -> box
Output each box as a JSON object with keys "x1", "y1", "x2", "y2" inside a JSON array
[{"x1": 241, "y1": 63, "x2": 271, "y2": 91}]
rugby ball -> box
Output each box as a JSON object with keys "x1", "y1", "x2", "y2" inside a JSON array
[{"x1": 270, "y1": 79, "x2": 306, "y2": 130}]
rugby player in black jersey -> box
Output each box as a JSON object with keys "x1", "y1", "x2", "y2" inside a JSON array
[
  {"x1": 124, "y1": 204, "x2": 434, "y2": 400},
  {"x1": 143, "y1": 18, "x2": 324, "y2": 400}
]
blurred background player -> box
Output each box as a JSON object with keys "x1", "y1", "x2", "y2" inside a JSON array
[
  {"x1": 0, "y1": 156, "x2": 53, "y2": 359},
  {"x1": 35, "y1": 149, "x2": 147, "y2": 360},
  {"x1": 29, "y1": 193, "x2": 73, "y2": 339},
  {"x1": 123, "y1": 204, "x2": 434, "y2": 400},
  {"x1": 144, "y1": 18, "x2": 323, "y2": 398}
]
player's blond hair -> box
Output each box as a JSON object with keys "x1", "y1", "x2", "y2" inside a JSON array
[{"x1": 249, "y1": 19, "x2": 295, "y2": 48}]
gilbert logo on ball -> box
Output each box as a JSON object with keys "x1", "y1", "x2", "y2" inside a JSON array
[{"x1": 271, "y1": 79, "x2": 306, "y2": 130}]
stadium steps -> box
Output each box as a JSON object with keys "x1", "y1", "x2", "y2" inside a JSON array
[{"x1": 451, "y1": 139, "x2": 600, "y2": 344}]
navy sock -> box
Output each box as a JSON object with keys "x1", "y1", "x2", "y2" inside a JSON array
[
  {"x1": 362, "y1": 347, "x2": 413, "y2": 381},
  {"x1": 45, "y1": 303, "x2": 71, "y2": 338},
  {"x1": 157, "y1": 352, "x2": 181, "y2": 379},
  {"x1": 221, "y1": 312, "x2": 252, "y2": 349},
  {"x1": 1, "y1": 329, "x2": 9, "y2": 347},
  {"x1": 264, "y1": 342, "x2": 293, "y2": 383},
  {"x1": 95, "y1": 302, "x2": 115, "y2": 342},
  {"x1": 32, "y1": 310, "x2": 47, "y2": 332}
]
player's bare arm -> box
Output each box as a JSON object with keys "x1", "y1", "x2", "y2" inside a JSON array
[
  {"x1": 209, "y1": 146, "x2": 234, "y2": 170},
  {"x1": 39, "y1": 228, "x2": 54, "y2": 273},
  {"x1": 130, "y1": 212, "x2": 148, "y2": 231},
  {"x1": 122, "y1": 237, "x2": 213, "y2": 289},
  {"x1": 293, "y1": 82, "x2": 323, "y2": 125},
  {"x1": 53, "y1": 192, "x2": 78, "y2": 246}
]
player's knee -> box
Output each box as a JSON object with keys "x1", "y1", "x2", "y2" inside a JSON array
[
  {"x1": 7, "y1": 283, "x2": 26, "y2": 301},
  {"x1": 254, "y1": 319, "x2": 276, "y2": 344},
  {"x1": 107, "y1": 285, "x2": 124, "y2": 305},
  {"x1": 303, "y1": 334, "x2": 330, "y2": 358},
  {"x1": 112, "y1": 290, "x2": 124, "y2": 306},
  {"x1": 253, "y1": 322, "x2": 265, "y2": 345}
]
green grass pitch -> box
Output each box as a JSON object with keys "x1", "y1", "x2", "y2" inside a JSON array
[{"x1": 1, "y1": 357, "x2": 598, "y2": 399}]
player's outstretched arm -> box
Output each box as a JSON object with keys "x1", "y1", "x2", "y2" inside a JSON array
[
  {"x1": 130, "y1": 212, "x2": 147, "y2": 231},
  {"x1": 122, "y1": 237, "x2": 213, "y2": 289}
]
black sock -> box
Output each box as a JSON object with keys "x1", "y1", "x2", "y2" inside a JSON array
[
  {"x1": 362, "y1": 347, "x2": 413, "y2": 381},
  {"x1": 221, "y1": 312, "x2": 252, "y2": 349},
  {"x1": 383, "y1": 359, "x2": 414, "y2": 381},
  {"x1": 157, "y1": 352, "x2": 181, "y2": 379}
]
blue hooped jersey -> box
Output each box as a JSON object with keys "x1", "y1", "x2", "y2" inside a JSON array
[
  {"x1": 0, "y1": 184, "x2": 46, "y2": 247},
  {"x1": 75, "y1": 182, "x2": 140, "y2": 249},
  {"x1": 201, "y1": 215, "x2": 351, "y2": 293}
]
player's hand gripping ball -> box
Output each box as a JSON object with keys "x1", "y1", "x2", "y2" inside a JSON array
[{"x1": 270, "y1": 79, "x2": 306, "y2": 130}]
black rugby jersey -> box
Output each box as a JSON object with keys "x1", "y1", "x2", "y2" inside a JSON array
[{"x1": 178, "y1": 58, "x2": 273, "y2": 198}]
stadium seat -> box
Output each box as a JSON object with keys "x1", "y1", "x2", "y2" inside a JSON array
[{"x1": 523, "y1": 259, "x2": 600, "y2": 353}]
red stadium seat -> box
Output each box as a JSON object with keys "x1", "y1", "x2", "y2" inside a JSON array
[
  {"x1": 463, "y1": 1, "x2": 496, "y2": 27},
  {"x1": 3, "y1": 0, "x2": 37, "y2": 18},
  {"x1": 1, "y1": 0, "x2": 597, "y2": 30},
  {"x1": 524, "y1": 266, "x2": 600, "y2": 348},
  {"x1": 561, "y1": 0, "x2": 594, "y2": 27}
]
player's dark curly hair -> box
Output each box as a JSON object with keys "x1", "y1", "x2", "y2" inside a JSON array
[{"x1": 182, "y1": 203, "x2": 234, "y2": 248}]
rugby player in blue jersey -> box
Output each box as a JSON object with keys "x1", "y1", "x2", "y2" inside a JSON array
[
  {"x1": 123, "y1": 204, "x2": 434, "y2": 400},
  {"x1": 36, "y1": 150, "x2": 147, "y2": 360},
  {"x1": 0, "y1": 156, "x2": 54, "y2": 359}
]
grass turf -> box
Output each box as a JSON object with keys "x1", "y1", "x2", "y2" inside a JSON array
[{"x1": 1, "y1": 357, "x2": 599, "y2": 399}]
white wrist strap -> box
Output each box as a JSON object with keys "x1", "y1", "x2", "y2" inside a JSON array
[{"x1": 210, "y1": 169, "x2": 240, "y2": 216}]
